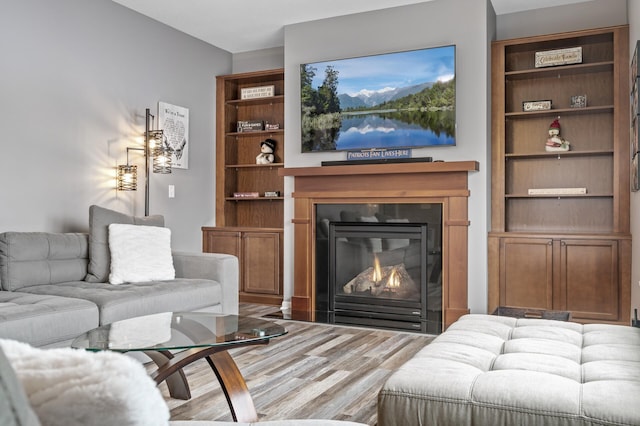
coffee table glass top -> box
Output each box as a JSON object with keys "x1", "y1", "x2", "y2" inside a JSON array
[{"x1": 71, "y1": 312, "x2": 287, "y2": 352}]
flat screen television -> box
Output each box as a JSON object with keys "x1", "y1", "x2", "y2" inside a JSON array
[{"x1": 300, "y1": 45, "x2": 456, "y2": 153}]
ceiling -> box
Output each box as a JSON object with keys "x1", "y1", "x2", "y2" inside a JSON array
[{"x1": 111, "y1": 0, "x2": 593, "y2": 53}]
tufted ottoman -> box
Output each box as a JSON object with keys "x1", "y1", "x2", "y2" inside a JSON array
[{"x1": 378, "y1": 314, "x2": 640, "y2": 426}]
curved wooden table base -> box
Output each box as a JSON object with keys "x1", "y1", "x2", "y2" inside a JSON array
[{"x1": 147, "y1": 341, "x2": 268, "y2": 422}]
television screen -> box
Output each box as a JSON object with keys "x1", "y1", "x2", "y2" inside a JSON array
[{"x1": 300, "y1": 45, "x2": 456, "y2": 153}]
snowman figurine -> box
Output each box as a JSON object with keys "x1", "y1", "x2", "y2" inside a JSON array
[
  {"x1": 545, "y1": 118, "x2": 570, "y2": 152},
  {"x1": 256, "y1": 139, "x2": 276, "y2": 164}
]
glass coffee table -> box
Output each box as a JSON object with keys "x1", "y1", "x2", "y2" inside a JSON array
[{"x1": 71, "y1": 312, "x2": 287, "y2": 422}]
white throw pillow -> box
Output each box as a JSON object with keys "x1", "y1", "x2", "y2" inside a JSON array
[
  {"x1": 108, "y1": 223, "x2": 175, "y2": 285},
  {"x1": 0, "y1": 339, "x2": 169, "y2": 426}
]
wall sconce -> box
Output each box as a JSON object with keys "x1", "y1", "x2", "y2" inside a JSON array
[{"x1": 116, "y1": 108, "x2": 172, "y2": 216}]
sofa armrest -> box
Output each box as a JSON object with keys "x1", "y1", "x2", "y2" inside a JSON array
[{"x1": 172, "y1": 252, "x2": 239, "y2": 315}]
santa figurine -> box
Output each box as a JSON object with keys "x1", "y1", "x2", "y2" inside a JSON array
[{"x1": 545, "y1": 118, "x2": 570, "y2": 152}]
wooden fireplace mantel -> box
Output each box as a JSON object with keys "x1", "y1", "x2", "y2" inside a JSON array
[{"x1": 279, "y1": 160, "x2": 479, "y2": 330}]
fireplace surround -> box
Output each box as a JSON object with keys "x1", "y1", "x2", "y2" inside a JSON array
[{"x1": 280, "y1": 160, "x2": 479, "y2": 331}]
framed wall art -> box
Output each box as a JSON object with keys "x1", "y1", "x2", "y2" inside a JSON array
[
  {"x1": 631, "y1": 41, "x2": 639, "y2": 191},
  {"x1": 159, "y1": 102, "x2": 189, "y2": 169}
]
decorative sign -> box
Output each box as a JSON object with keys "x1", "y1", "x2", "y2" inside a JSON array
[
  {"x1": 233, "y1": 192, "x2": 259, "y2": 198},
  {"x1": 528, "y1": 187, "x2": 586, "y2": 195},
  {"x1": 346, "y1": 148, "x2": 412, "y2": 161},
  {"x1": 240, "y1": 85, "x2": 275, "y2": 100},
  {"x1": 523, "y1": 100, "x2": 552, "y2": 112},
  {"x1": 535, "y1": 46, "x2": 582, "y2": 68},
  {"x1": 237, "y1": 120, "x2": 264, "y2": 132},
  {"x1": 159, "y1": 102, "x2": 189, "y2": 169}
]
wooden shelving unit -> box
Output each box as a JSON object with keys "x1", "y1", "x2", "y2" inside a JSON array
[
  {"x1": 488, "y1": 26, "x2": 631, "y2": 324},
  {"x1": 203, "y1": 69, "x2": 285, "y2": 305}
]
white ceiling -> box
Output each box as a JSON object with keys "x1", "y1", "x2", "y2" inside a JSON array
[{"x1": 111, "y1": 0, "x2": 593, "y2": 53}]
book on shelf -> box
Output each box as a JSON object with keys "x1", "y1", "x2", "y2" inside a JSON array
[
  {"x1": 233, "y1": 192, "x2": 259, "y2": 198},
  {"x1": 527, "y1": 187, "x2": 587, "y2": 195}
]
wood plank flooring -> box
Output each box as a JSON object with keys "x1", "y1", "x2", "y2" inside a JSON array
[{"x1": 163, "y1": 303, "x2": 434, "y2": 425}]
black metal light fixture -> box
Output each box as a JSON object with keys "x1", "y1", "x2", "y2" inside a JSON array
[{"x1": 116, "y1": 108, "x2": 172, "y2": 215}]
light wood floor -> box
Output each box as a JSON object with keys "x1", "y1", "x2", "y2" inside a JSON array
[{"x1": 163, "y1": 303, "x2": 434, "y2": 425}]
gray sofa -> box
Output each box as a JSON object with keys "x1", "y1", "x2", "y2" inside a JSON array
[
  {"x1": 378, "y1": 314, "x2": 640, "y2": 426},
  {"x1": 0, "y1": 206, "x2": 238, "y2": 348}
]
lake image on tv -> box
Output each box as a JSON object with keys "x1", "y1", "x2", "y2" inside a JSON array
[
  {"x1": 301, "y1": 45, "x2": 455, "y2": 153},
  {"x1": 336, "y1": 111, "x2": 455, "y2": 150}
]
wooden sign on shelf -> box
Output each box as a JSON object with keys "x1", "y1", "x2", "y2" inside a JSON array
[
  {"x1": 240, "y1": 85, "x2": 275, "y2": 100},
  {"x1": 535, "y1": 46, "x2": 582, "y2": 68}
]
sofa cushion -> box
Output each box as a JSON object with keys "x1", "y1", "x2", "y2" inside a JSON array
[
  {"x1": 18, "y1": 279, "x2": 223, "y2": 325},
  {"x1": 0, "y1": 343, "x2": 41, "y2": 426},
  {"x1": 108, "y1": 224, "x2": 175, "y2": 285},
  {"x1": 0, "y1": 291, "x2": 98, "y2": 347},
  {"x1": 85, "y1": 205, "x2": 164, "y2": 283},
  {"x1": 0, "y1": 232, "x2": 88, "y2": 291},
  {"x1": 0, "y1": 339, "x2": 169, "y2": 426}
]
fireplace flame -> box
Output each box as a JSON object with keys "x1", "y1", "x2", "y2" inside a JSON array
[
  {"x1": 386, "y1": 268, "x2": 400, "y2": 289},
  {"x1": 372, "y1": 255, "x2": 382, "y2": 283}
]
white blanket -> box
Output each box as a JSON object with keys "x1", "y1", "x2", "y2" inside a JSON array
[{"x1": 0, "y1": 339, "x2": 169, "y2": 426}]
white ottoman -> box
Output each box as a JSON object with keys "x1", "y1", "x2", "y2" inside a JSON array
[{"x1": 378, "y1": 314, "x2": 640, "y2": 425}]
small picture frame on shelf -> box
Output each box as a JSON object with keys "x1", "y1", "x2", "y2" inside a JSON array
[
  {"x1": 570, "y1": 95, "x2": 587, "y2": 108},
  {"x1": 523, "y1": 100, "x2": 551, "y2": 112}
]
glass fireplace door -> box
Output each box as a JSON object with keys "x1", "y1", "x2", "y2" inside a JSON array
[{"x1": 328, "y1": 222, "x2": 436, "y2": 333}]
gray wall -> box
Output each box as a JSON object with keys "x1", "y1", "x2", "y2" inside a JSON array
[
  {"x1": 496, "y1": 0, "x2": 628, "y2": 40},
  {"x1": 283, "y1": 0, "x2": 494, "y2": 312},
  {"x1": 0, "y1": 0, "x2": 231, "y2": 251},
  {"x1": 233, "y1": 47, "x2": 285, "y2": 74}
]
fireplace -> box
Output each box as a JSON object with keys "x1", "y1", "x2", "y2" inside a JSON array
[
  {"x1": 315, "y1": 203, "x2": 442, "y2": 333},
  {"x1": 280, "y1": 161, "x2": 478, "y2": 330}
]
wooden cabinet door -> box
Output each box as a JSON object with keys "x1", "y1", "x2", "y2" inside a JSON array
[
  {"x1": 499, "y1": 237, "x2": 553, "y2": 310},
  {"x1": 560, "y1": 239, "x2": 618, "y2": 321},
  {"x1": 203, "y1": 230, "x2": 241, "y2": 258},
  {"x1": 242, "y1": 232, "x2": 280, "y2": 295}
]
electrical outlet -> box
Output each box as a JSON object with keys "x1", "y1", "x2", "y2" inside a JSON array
[{"x1": 168, "y1": 185, "x2": 175, "y2": 198}]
